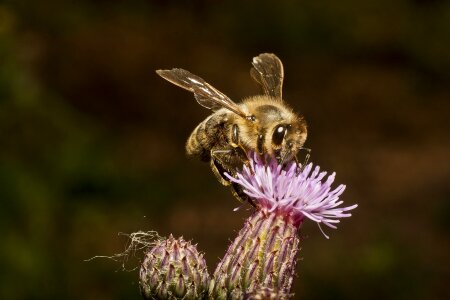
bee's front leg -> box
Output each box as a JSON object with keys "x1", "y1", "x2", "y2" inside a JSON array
[{"x1": 230, "y1": 124, "x2": 254, "y2": 175}]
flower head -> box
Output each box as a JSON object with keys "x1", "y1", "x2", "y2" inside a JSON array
[{"x1": 226, "y1": 153, "x2": 357, "y2": 235}]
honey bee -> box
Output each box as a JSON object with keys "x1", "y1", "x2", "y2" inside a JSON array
[{"x1": 157, "y1": 53, "x2": 309, "y2": 202}]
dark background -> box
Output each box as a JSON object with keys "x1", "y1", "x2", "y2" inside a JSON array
[{"x1": 0, "y1": 1, "x2": 449, "y2": 299}]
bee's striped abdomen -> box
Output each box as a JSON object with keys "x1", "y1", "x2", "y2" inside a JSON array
[
  {"x1": 186, "y1": 115, "x2": 216, "y2": 161},
  {"x1": 186, "y1": 122, "x2": 206, "y2": 159},
  {"x1": 185, "y1": 112, "x2": 230, "y2": 161}
]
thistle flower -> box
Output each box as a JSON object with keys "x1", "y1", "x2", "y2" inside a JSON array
[
  {"x1": 228, "y1": 153, "x2": 358, "y2": 234},
  {"x1": 139, "y1": 235, "x2": 210, "y2": 300},
  {"x1": 210, "y1": 153, "x2": 357, "y2": 299}
]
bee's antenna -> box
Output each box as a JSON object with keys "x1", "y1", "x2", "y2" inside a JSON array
[
  {"x1": 294, "y1": 147, "x2": 311, "y2": 174},
  {"x1": 298, "y1": 147, "x2": 311, "y2": 172}
]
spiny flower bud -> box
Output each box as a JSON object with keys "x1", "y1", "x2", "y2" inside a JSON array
[
  {"x1": 139, "y1": 235, "x2": 210, "y2": 300},
  {"x1": 210, "y1": 211, "x2": 299, "y2": 299},
  {"x1": 245, "y1": 286, "x2": 290, "y2": 300}
]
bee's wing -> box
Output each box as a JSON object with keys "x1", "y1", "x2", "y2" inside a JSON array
[
  {"x1": 156, "y1": 68, "x2": 247, "y2": 118},
  {"x1": 250, "y1": 53, "x2": 284, "y2": 99}
]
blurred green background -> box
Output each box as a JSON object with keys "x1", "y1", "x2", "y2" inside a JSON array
[{"x1": 0, "y1": 0, "x2": 449, "y2": 299}]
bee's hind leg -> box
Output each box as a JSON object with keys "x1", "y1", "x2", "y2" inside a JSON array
[
  {"x1": 231, "y1": 182, "x2": 255, "y2": 206},
  {"x1": 210, "y1": 149, "x2": 233, "y2": 186},
  {"x1": 210, "y1": 148, "x2": 253, "y2": 205}
]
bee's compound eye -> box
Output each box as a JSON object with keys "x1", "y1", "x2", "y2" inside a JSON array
[{"x1": 272, "y1": 125, "x2": 287, "y2": 145}]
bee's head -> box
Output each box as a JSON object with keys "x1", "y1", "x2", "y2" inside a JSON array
[
  {"x1": 246, "y1": 99, "x2": 308, "y2": 163},
  {"x1": 270, "y1": 118, "x2": 307, "y2": 164}
]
